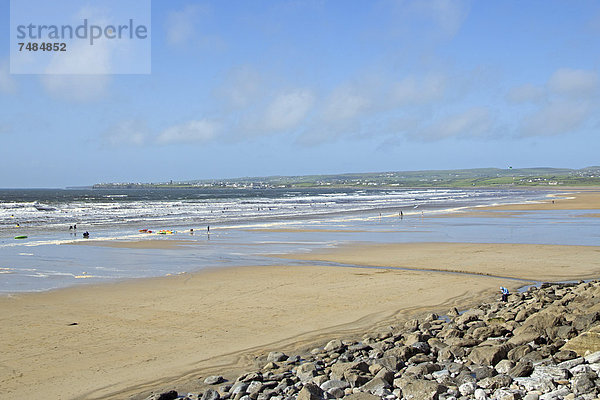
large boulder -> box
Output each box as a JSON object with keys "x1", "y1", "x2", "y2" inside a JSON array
[{"x1": 468, "y1": 345, "x2": 511, "y2": 366}]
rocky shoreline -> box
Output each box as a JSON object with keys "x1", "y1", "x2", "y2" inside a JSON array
[{"x1": 144, "y1": 281, "x2": 600, "y2": 400}]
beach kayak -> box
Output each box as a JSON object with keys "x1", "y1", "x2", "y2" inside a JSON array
[{"x1": 14, "y1": 235, "x2": 28, "y2": 239}]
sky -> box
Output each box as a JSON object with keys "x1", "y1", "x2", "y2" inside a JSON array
[{"x1": 0, "y1": 0, "x2": 599, "y2": 188}]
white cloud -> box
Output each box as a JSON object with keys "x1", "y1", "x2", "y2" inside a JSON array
[
  {"x1": 217, "y1": 66, "x2": 263, "y2": 108},
  {"x1": 263, "y1": 89, "x2": 315, "y2": 132},
  {"x1": 547, "y1": 68, "x2": 599, "y2": 97},
  {"x1": 165, "y1": 5, "x2": 210, "y2": 46},
  {"x1": 103, "y1": 120, "x2": 149, "y2": 147},
  {"x1": 41, "y1": 75, "x2": 110, "y2": 102},
  {"x1": 414, "y1": 0, "x2": 470, "y2": 37},
  {"x1": 321, "y1": 86, "x2": 371, "y2": 122},
  {"x1": 0, "y1": 60, "x2": 17, "y2": 94},
  {"x1": 507, "y1": 83, "x2": 544, "y2": 103},
  {"x1": 415, "y1": 107, "x2": 491, "y2": 141},
  {"x1": 157, "y1": 119, "x2": 220, "y2": 144},
  {"x1": 392, "y1": 75, "x2": 446, "y2": 105},
  {"x1": 520, "y1": 101, "x2": 591, "y2": 137}
]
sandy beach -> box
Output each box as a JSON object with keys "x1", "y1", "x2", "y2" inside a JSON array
[{"x1": 1, "y1": 189, "x2": 599, "y2": 399}]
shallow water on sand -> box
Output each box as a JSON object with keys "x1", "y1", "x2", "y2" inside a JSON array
[{"x1": 1, "y1": 202, "x2": 598, "y2": 293}]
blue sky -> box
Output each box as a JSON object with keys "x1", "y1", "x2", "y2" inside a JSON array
[{"x1": 1, "y1": 0, "x2": 599, "y2": 188}]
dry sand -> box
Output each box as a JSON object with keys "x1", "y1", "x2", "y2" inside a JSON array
[
  {"x1": 478, "y1": 189, "x2": 600, "y2": 211},
  {"x1": 2, "y1": 262, "x2": 512, "y2": 400}
]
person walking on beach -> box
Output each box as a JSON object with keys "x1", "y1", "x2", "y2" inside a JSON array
[{"x1": 500, "y1": 286, "x2": 509, "y2": 302}]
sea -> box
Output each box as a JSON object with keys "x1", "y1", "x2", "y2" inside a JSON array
[{"x1": 1, "y1": 187, "x2": 597, "y2": 293}]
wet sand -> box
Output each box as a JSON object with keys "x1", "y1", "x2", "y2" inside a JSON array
[{"x1": 478, "y1": 189, "x2": 600, "y2": 211}]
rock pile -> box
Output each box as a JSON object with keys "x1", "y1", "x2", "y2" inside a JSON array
[{"x1": 145, "y1": 281, "x2": 600, "y2": 400}]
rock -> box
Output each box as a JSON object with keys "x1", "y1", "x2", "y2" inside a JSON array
[
  {"x1": 507, "y1": 345, "x2": 533, "y2": 361},
  {"x1": 327, "y1": 387, "x2": 345, "y2": 398},
  {"x1": 472, "y1": 366, "x2": 496, "y2": 380},
  {"x1": 552, "y1": 349, "x2": 578, "y2": 362},
  {"x1": 474, "y1": 388, "x2": 488, "y2": 400},
  {"x1": 296, "y1": 363, "x2": 318, "y2": 382},
  {"x1": 531, "y1": 365, "x2": 569, "y2": 381},
  {"x1": 562, "y1": 325, "x2": 600, "y2": 356},
  {"x1": 205, "y1": 376, "x2": 226, "y2": 385},
  {"x1": 508, "y1": 361, "x2": 533, "y2": 378},
  {"x1": 393, "y1": 377, "x2": 445, "y2": 400},
  {"x1": 523, "y1": 394, "x2": 539, "y2": 400},
  {"x1": 230, "y1": 382, "x2": 249, "y2": 395},
  {"x1": 247, "y1": 381, "x2": 263, "y2": 394},
  {"x1": 329, "y1": 361, "x2": 369, "y2": 380},
  {"x1": 360, "y1": 377, "x2": 390, "y2": 394},
  {"x1": 373, "y1": 367, "x2": 395, "y2": 384},
  {"x1": 343, "y1": 372, "x2": 369, "y2": 388},
  {"x1": 297, "y1": 383, "x2": 324, "y2": 400},
  {"x1": 145, "y1": 390, "x2": 178, "y2": 400},
  {"x1": 456, "y1": 309, "x2": 485, "y2": 325},
  {"x1": 492, "y1": 388, "x2": 520, "y2": 400},
  {"x1": 478, "y1": 374, "x2": 512, "y2": 390},
  {"x1": 513, "y1": 376, "x2": 555, "y2": 393},
  {"x1": 468, "y1": 345, "x2": 511, "y2": 366},
  {"x1": 201, "y1": 389, "x2": 220, "y2": 400},
  {"x1": 267, "y1": 352, "x2": 288, "y2": 362},
  {"x1": 263, "y1": 362, "x2": 278, "y2": 370},
  {"x1": 495, "y1": 359, "x2": 515, "y2": 374},
  {"x1": 571, "y1": 374, "x2": 595, "y2": 394},
  {"x1": 508, "y1": 332, "x2": 541, "y2": 346},
  {"x1": 324, "y1": 340, "x2": 344, "y2": 353},
  {"x1": 458, "y1": 382, "x2": 476, "y2": 396},
  {"x1": 320, "y1": 380, "x2": 350, "y2": 392},
  {"x1": 556, "y1": 357, "x2": 584, "y2": 369},
  {"x1": 584, "y1": 350, "x2": 600, "y2": 364},
  {"x1": 342, "y1": 393, "x2": 380, "y2": 400}
]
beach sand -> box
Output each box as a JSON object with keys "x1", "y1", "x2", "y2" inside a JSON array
[
  {"x1": 1, "y1": 188, "x2": 599, "y2": 399},
  {"x1": 478, "y1": 189, "x2": 600, "y2": 211},
  {"x1": 2, "y1": 262, "x2": 513, "y2": 400}
]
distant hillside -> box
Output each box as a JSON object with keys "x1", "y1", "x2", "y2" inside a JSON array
[{"x1": 93, "y1": 166, "x2": 600, "y2": 189}]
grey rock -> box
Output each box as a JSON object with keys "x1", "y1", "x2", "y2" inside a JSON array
[
  {"x1": 572, "y1": 374, "x2": 595, "y2": 394},
  {"x1": 531, "y1": 365, "x2": 569, "y2": 381},
  {"x1": 584, "y1": 350, "x2": 600, "y2": 364},
  {"x1": 374, "y1": 367, "x2": 395, "y2": 384},
  {"x1": 297, "y1": 383, "x2": 323, "y2": 400},
  {"x1": 296, "y1": 363, "x2": 318, "y2": 382},
  {"x1": 523, "y1": 394, "x2": 539, "y2": 400},
  {"x1": 267, "y1": 352, "x2": 288, "y2": 363},
  {"x1": 327, "y1": 387, "x2": 345, "y2": 398},
  {"x1": 468, "y1": 345, "x2": 511, "y2": 366},
  {"x1": 552, "y1": 349, "x2": 577, "y2": 362},
  {"x1": 360, "y1": 377, "x2": 391, "y2": 393},
  {"x1": 474, "y1": 388, "x2": 487, "y2": 400},
  {"x1": 247, "y1": 381, "x2": 263, "y2": 394},
  {"x1": 394, "y1": 377, "x2": 445, "y2": 400},
  {"x1": 508, "y1": 361, "x2": 533, "y2": 378},
  {"x1": 320, "y1": 380, "x2": 350, "y2": 392},
  {"x1": 472, "y1": 366, "x2": 496, "y2": 380},
  {"x1": 478, "y1": 374, "x2": 512, "y2": 390},
  {"x1": 230, "y1": 382, "x2": 249, "y2": 395},
  {"x1": 205, "y1": 376, "x2": 226, "y2": 385},
  {"x1": 495, "y1": 359, "x2": 515, "y2": 374},
  {"x1": 201, "y1": 389, "x2": 221, "y2": 400},
  {"x1": 145, "y1": 391, "x2": 178, "y2": 400},
  {"x1": 538, "y1": 387, "x2": 571, "y2": 400},
  {"x1": 324, "y1": 340, "x2": 344, "y2": 353},
  {"x1": 556, "y1": 357, "x2": 584, "y2": 369},
  {"x1": 492, "y1": 388, "x2": 520, "y2": 400},
  {"x1": 341, "y1": 393, "x2": 380, "y2": 400},
  {"x1": 458, "y1": 382, "x2": 476, "y2": 396},
  {"x1": 513, "y1": 376, "x2": 555, "y2": 393}
]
